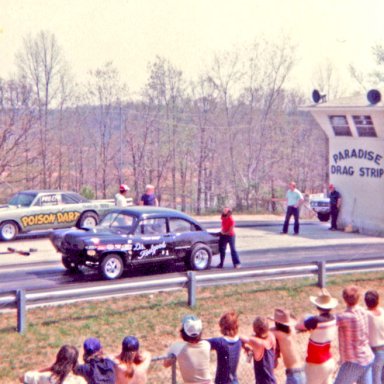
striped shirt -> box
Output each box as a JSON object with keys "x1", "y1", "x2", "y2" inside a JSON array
[{"x1": 336, "y1": 305, "x2": 374, "y2": 365}]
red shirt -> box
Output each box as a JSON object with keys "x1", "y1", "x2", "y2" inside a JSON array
[{"x1": 221, "y1": 215, "x2": 235, "y2": 236}]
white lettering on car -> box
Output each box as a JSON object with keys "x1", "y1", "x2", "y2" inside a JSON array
[
  {"x1": 137, "y1": 241, "x2": 166, "y2": 259},
  {"x1": 133, "y1": 243, "x2": 145, "y2": 251}
]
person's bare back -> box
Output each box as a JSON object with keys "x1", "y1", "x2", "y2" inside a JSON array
[{"x1": 273, "y1": 329, "x2": 303, "y2": 369}]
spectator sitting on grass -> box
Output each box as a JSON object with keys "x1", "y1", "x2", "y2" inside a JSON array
[
  {"x1": 240, "y1": 316, "x2": 277, "y2": 384},
  {"x1": 163, "y1": 314, "x2": 213, "y2": 384},
  {"x1": 20, "y1": 345, "x2": 86, "y2": 384},
  {"x1": 75, "y1": 337, "x2": 116, "y2": 384},
  {"x1": 207, "y1": 310, "x2": 242, "y2": 384},
  {"x1": 112, "y1": 336, "x2": 151, "y2": 384}
]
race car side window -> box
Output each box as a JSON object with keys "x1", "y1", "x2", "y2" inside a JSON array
[
  {"x1": 169, "y1": 218, "x2": 195, "y2": 233},
  {"x1": 35, "y1": 194, "x2": 60, "y2": 207},
  {"x1": 61, "y1": 193, "x2": 81, "y2": 204},
  {"x1": 136, "y1": 218, "x2": 167, "y2": 235},
  {"x1": 8, "y1": 192, "x2": 36, "y2": 207}
]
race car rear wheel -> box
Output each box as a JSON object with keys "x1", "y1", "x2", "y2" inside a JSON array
[
  {"x1": 187, "y1": 244, "x2": 212, "y2": 271},
  {"x1": 0, "y1": 221, "x2": 19, "y2": 241},
  {"x1": 99, "y1": 253, "x2": 124, "y2": 280},
  {"x1": 78, "y1": 212, "x2": 99, "y2": 228}
]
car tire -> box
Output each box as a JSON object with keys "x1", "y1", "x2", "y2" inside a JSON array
[
  {"x1": 317, "y1": 212, "x2": 330, "y2": 222},
  {"x1": 62, "y1": 255, "x2": 80, "y2": 273},
  {"x1": 0, "y1": 221, "x2": 19, "y2": 241},
  {"x1": 187, "y1": 244, "x2": 212, "y2": 271},
  {"x1": 77, "y1": 212, "x2": 99, "y2": 228},
  {"x1": 99, "y1": 253, "x2": 124, "y2": 280}
]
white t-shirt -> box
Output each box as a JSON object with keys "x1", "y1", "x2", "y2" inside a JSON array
[
  {"x1": 115, "y1": 193, "x2": 127, "y2": 207},
  {"x1": 167, "y1": 340, "x2": 212, "y2": 384},
  {"x1": 367, "y1": 307, "x2": 384, "y2": 347},
  {"x1": 23, "y1": 371, "x2": 86, "y2": 384}
]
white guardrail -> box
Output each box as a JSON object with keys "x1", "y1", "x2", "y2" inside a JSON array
[{"x1": 2, "y1": 257, "x2": 384, "y2": 333}]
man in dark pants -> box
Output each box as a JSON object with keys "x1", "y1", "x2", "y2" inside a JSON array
[
  {"x1": 217, "y1": 207, "x2": 241, "y2": 269},
  {"x1": 281, "y1": 181, "x2": 304, "y2": 235},
  {"x1": 328, "y1": 184, "x2": 342, "y2": 230}
]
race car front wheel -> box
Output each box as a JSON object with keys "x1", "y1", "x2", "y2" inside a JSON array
[
  {"x1": 78, "y1": 212, "x2": 99, "y2": 228},
  {"x1": 62, "y1": 255, "x2": 80, "y2": 273},
  {"x1": 0, "y1": 221, "x2": 19, "y2": 241},
  {"x1": 187, "y1": 244, "x2": 212, "y2": 271},
  {"x1": 99, "y1": 254, "x2": 124, "y2": 280}
]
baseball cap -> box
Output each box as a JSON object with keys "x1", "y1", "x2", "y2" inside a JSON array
[
  {"x1": 122, "y1": 336, "x2": 139, "y2": 352},
  {"x1": 120, "y1": 184, "x2": 130, "y2": 192},
  {"x1": 182, "y1": 315, "x2": 202, "y2": 337},
  {"x1": 83, "y1": 337, "x2": 102, "y2": 355}
]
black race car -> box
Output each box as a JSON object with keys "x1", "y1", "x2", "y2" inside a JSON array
[{"x1": 50, "y1": 206, "x2": 220, "y2": 280}]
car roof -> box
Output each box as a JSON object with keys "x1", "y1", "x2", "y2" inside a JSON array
[
  {"x1": 17, "y1": 190, "x2": 79, "y2": 194},
  {"x1": 113, "y1": 206, "x2": 201, "y2": 224}
]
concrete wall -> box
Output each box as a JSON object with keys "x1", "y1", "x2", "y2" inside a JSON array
[{"x1": 310, "y1": 109, "x2": 384, "y2": 236}]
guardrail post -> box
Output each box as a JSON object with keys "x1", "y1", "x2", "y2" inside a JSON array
[
  {"x1": 171, "y1": 358, "x2": 177, "y2": 384},
  {"x1": 317, "y1": 261, "x2": 326, "y2": 288},
  {"x1": 187, "y1": 271, "x2": 196, "y2": 308},
  {"x1": 16, "y1": 289, "x2": 26, "y2": 334}
]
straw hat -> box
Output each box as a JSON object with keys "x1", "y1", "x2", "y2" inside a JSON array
[
  {"x1": 268, "y1": 308, "x2": 297, "y2": 326},
  {"x1": 310, "y1": 289, "x2": 338, "y2": 310}
]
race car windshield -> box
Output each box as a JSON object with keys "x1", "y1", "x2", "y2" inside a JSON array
[
  {"x1": 8, "y1": 192, "x2": 36, "y2": 207},
  {"x1": 100, "y1": 212, "x2": 135, "y2": 232}
]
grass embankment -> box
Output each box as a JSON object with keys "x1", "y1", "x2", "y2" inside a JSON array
[{"x1": 1, "y1": 272, "x2": 384, "y2": 383}]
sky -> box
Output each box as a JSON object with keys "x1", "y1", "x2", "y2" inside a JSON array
[{"x1": 1, "y1": 0, "x2": 384, "y2": 98}]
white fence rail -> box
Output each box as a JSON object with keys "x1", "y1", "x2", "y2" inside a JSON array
[{"x1": 2, "y1": 257, "x2": 384, "y2": 333}]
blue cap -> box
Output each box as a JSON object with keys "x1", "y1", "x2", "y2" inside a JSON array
[
  {"x1": 84, "y1": 337, "x2": 102, "y2": 355},
  {"x1": 122, "y1": 336, "x2": 139, "y2": 352}
]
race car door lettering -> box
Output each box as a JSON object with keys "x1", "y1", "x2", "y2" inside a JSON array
[
  {"x1": 56, "y1": 211, "x2": 80, "y2": 223},
  {"x1": 137, "y1": 241, "x2": 166, "y2": 259},
  {"x1": 133, "y1": 243, "x2": 145, "y2": 251},
  {"x1": 21, "y1": 211, "x2": 81, "y2": 227}
]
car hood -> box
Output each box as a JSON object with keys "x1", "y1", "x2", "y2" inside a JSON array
[{"x1": 0, "y1": 204, "x2": 19, "y2": 210}]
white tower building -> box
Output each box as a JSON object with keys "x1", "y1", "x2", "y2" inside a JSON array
[{"x1": 303, "y1": 90, "x2": 384, "y2": 236}]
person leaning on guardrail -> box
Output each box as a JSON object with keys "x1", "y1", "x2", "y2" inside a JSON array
[
  {"x1": 269, "y1": 308, "x2": 306, "y2": 384},
  {"x1": 163, "y1": 314, "x2": 213, "y2": 384},
  {"x1": 20, "y1": 345, "x2": 86, "y2": 384},
  {"x1": 75, "y1": 337, "x2": 116, "y2": 384},
  {"x1": 110, "y1": 336, "x2": 151, "y2": 384},
  {"x1": 240, "y1": 316, "x2": 278, "y2": 384},
  {"x1": 206, "y1": 310, "x2": 242, "y2": 384},
  {"x1": 333, "y1": 285, "x2": 374, "y2": 384},
  {"x1": 364, "y1": 290, "x2": 384, "y2": 384},
  {"x1": 295, "y1": 289, "x2": 338, "y2": 384}
]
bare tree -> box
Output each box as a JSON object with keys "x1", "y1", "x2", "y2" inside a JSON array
[
  {"x1": 144, "y1": 56, "x2": 185, "y2": 207},
  {"x1": 207, "y1": 50, "x2": 244, "y2": 208},
  {"x1": 0, "y1": 78, "x2": 38, "y2": 188},
  {"x1": 16, "y1": 30, "x2": 68, "y2": 188},
  {"x1": 189, "y1": 76, "x2": 218, "y2": 213},
  {"x1": 312, "y1": 59, "x2": 345, "y2": 100},
  {"x1": 84, "y1": 62, "x2": 127, "y2": 198}
]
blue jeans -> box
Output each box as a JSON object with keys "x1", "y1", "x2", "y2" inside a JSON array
[
  {"x1": 333, "y1": 361, "x2": 373, "y2": 384},
  {"x1": 282, "y1": 206, "x2": 300, "y2": 234},
  {"x1": 219, "y1": 235, "x2": 241, "y2": 267},
  {"x1": 372, "y1": 350, "x2": 384, "y2": 384},
  {"x1": 286, "y1": 369, "x2": 306, "y2": 384}
]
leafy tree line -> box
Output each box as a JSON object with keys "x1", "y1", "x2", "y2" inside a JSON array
[{"x1": 0, "y1": 31, "x2": 331, "y2": 213}]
